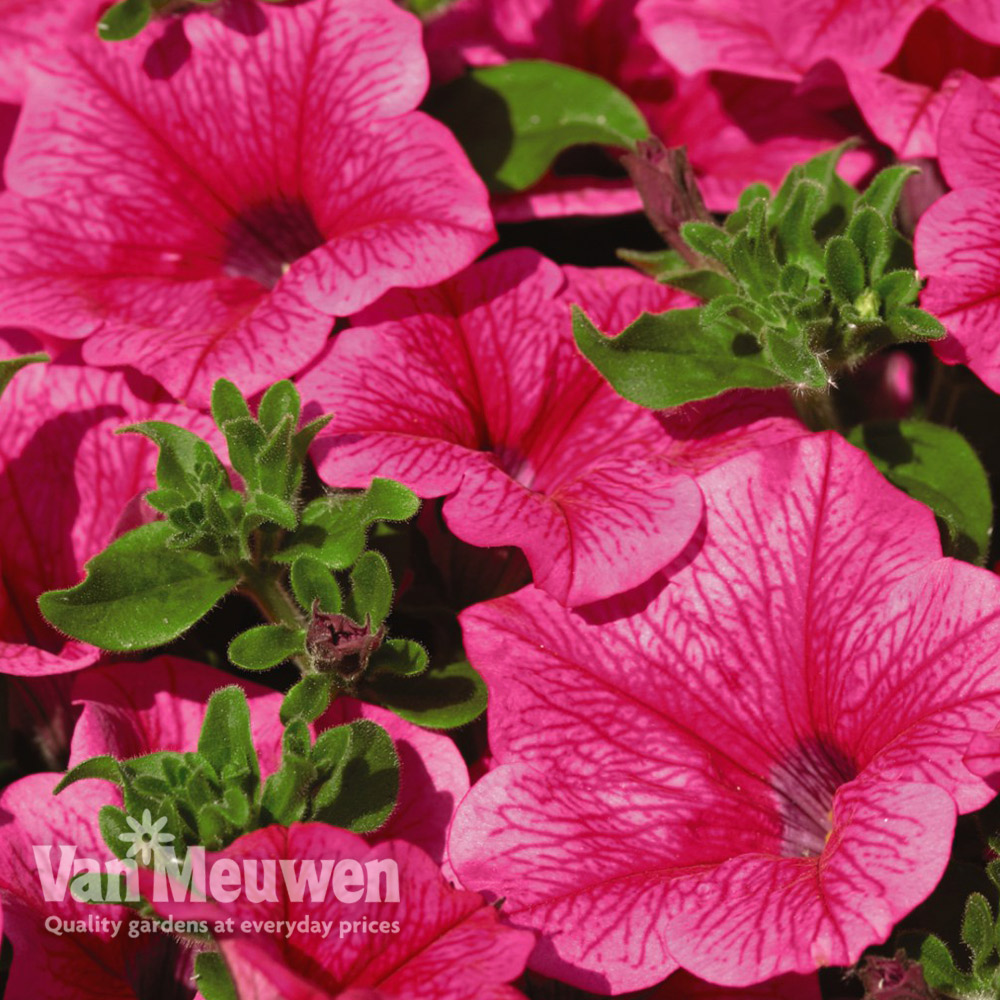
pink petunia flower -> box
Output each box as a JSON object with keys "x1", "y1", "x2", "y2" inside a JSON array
[
  {"x1": 300, "y1": 249, "x2": 803, "y2": 607},
  {"x1": 142, "y1": 824, "x2": 535, "y2": 1000},
  {"x1": 426, "y1": 0, "x2": 871, "y2": 215},
  {"x1": 0, "y1": 0, "x2": 494, "y2": 405},
  {"x1": 838, "y1": 8, "x2": 1000, "y2": 160},
  {"x1": 449, "y1": 432, "x2": 1000, "y2": 992},
  {"x1": 915, "y1": 75, "x2": 1000, "y2": 392},
  {"x1": 636, "y1": 0, "x2": 932, "y2": 83},
  {"x1": 639, "y1": 0, "x2": 1000, "y2": 161},
  {"x1": 0, "y1": 359, "x2": 215, "y2": 676}
]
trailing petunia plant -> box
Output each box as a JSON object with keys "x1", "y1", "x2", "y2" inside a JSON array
[
  {"x1": 574, "y1": 144, "x2": 945, "y2": 412},
  {"x1": 38, "y1": 377, "x2": 488, "y2": 731}
]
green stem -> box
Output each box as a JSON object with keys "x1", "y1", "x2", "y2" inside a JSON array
[{"x1": 238, "y1": 565, "x2": 314, "y2": 675}]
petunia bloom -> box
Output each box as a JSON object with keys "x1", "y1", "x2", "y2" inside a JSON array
[
  {"x1": 426, "y1": 0, "x2": 871, "y2": 215},
  {"x1": 143, "y1": 824, "x2": 534, "y2": 1000},
  {"x1": 450, "y1": 432, "x2": 1000, "y2": 992},
  {"x1": 639, "y1": 0, "x2": 1000, "y2": 161},
  {"x1": 0, "y1": 359, "x2": 215, "y2": 676},
  {"x1": 300, "y1": 249, "x2": 803, "y2": 606},
  {"x1": 0, "y1": 0, "x2": 494, "y2": 404},
  {"x1": 916, "y1": 75, "x2": 1000, "y2": 393},
  {"x1": 636, "y1": 0, "x2": 931, "y2": 83}
]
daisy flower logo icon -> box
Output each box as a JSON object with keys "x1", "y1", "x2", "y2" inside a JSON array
[{"x1": 118, "y1": 810, "x2": 175, "y2": 866}]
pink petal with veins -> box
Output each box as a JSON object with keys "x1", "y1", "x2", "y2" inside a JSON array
[
  {"x1": 0, "y1": 0, "x2": 493, "y2": 404},
  {"x1": 143, "y1": 826, "x2": 533, "y2": 1000},
  {"x1": 301, "y1": 250, "x2": 705, "y2": 606},
  {"x1": 637, "y1": 0, "x2": 931, "y2": 80},
  {"x1": 450, "y1": 433, "x2": 1000, "y2": 990},
  {"x1": 839, "y1": 10, "x2": 1000, "y2": 159}
]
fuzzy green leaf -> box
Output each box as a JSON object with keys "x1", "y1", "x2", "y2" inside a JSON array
[
  {"x1": 369, "y1": 659, "x2": 488, "y2": 730},
  {"x1": 347, "y1": 551, "x2": 394, "y2": 627},
  {"x1": 369, "y1": 638, "x2": 428, "y2": 678},
  {"x1": 257, "y1": 380, "x2": 301, "y2": 433},
  {"x1": 228, "y1": 624, "x2": 306, "y2": 671},
  {"x1": 277, "y1": 479, "x2": 420, "y2": 569},
  {"x1": 194, "y1": 953, "x2": 238, "y2": 1000},
  {"x1": 38, "y1": 521, "x2": 237, "y2": 651},
  {"x1": 290, "y1": 556, "x2": 342, "y2": 614},
  {"x1": 54, "y1": 756, "x2": 123, "y2": 794},
  {"x1": 210, "y1": 379, "x2": 252, "y2": 429},
  {"x1": 197, "y1": 687, "x2": 260, "y2": 793},
  {"x1": 573, "y1": 305, "x2": 785, "y2": 408},
  {"x1": 310, "y1": 720, "x2": 399, "y2": 833},
  {"x1": 280, "y1": 675, "x2": 334, "y2": 725}
]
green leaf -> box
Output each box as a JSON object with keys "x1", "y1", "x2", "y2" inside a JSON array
[
  {"x1": 847, "y1": 206, "x2": 891, "y2": 281},
  {"x1": 887, "y1": 305, "x2": 946, "y2": 342},
  {"x1": 97, "y1": 0, "x2": 151, "y2": 40},
  {"x1": 194, "y1": 953, "x2": 238, "y2": 1000},
  {"x1": 279, "y1": 479, "x2": 419, "y2": 569},
  {"x1": 857, "y1": 164, "x2": 918, "y2": 219},
  {"x1": 368, "y1": 659, "x2": 488, "y2": 730},
  {"x1": 369, "y1": 638, "x2": 428, "y2": 678},
  {"x1": 280, "y1": 675, "x2": 334, "y2": 725},
  {"x1": 347, "y1": 551, "x2": 394, "y2": 627},
  {"x1": 38, "y1": 521, "x2": 237, "y2": 651},
  {"x1": 121, "y1": 421, "x2": 224, "y2": 498},
  {"x1": 222, "y1": 417, "x2": 266, "y2": 487},
  {"x1": 428, "y1": 59, "x2": 648, "y2": 192},
  {"x1": 616, "y1": 248, "x2": 735, "y2": 301},
  {"x1": 243, "y1": 493, "x2": 297, "y2": 531},
  {"x1": 290, "y1": 555, "x2": 342, "y2": 614},
  {"x1": 573, "y1": 305, "x2": 785, "y2": 408},
  {"x1": 210, "y1": 379, "x2": 252, "y2": 429},
  {"x1": 847, "y1": 420, "x2": 993, "y2": 564},
  {"x1": 679, "y1": 222, "x2": 731, "y2": 266},
  {"x1": 824, "y1": 236, "x2": 865, "y2": 303},
  {"x1": 311, "y1": 720, "x2": 399, "y2": 833},
  {"x1": 98, "y1": 805, "x2": 134, "y2": 862},
  {"x1": 261, "y1": 754, "x2": 316, "y2": 826},
  {"x1": 292, "y1": 414, "x2": 334, "y2": 464},
  {"x1": 197, "y1": 687, "x2": 260, "y2": 792},
  {"x1": 920, "y1": 934, "x2": 975, "y2": 993},
  {"x1": 257, "y1": 380, "x2": 301, "y2": 433},
  {"x1": 962, "y1": 893, "x2": 995, "y2": 971},
  {"x1": 0, "y1": 352, "x2": 47, "y2": 400},
  {"x1": 54, "y1": 756, "x2": 123, "y2": 794},
  {"x1": 228, "y1": 624, "x2": 306, "y2": 671}
]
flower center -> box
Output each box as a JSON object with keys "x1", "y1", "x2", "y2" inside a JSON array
[
  {"x1": 771, "y1": 737, "x2": 856, "y2": 858},
  {"x1": 223, "y1": 199, "x2": 325, "y2": 289}
]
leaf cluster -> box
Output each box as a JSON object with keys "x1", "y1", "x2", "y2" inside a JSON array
[
  {"x1": 575, "y1": 146, "x2": 945, "y2": 409},
  {"x1": 56, "y1": 687, "x2": 400, "y2": 857}
]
